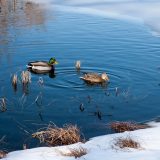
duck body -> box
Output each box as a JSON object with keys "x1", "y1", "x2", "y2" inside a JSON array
[
  {"x1": 27, "y1": 58, "x2": 58, "y2": 74},
  {"x1": 80, "y1": 72, "x2": 109, "y2": 84},
  {"x1": 27, "y1": 61, "x2": 54, "y2": 71}
]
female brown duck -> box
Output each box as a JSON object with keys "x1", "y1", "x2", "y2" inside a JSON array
[{"x1": 80, "y1": 72, "x2": 109, "y2": 84}]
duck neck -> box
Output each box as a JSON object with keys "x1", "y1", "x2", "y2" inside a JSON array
[{"x1": 51, "y1": 65, "x2": 55, "y2": 71}]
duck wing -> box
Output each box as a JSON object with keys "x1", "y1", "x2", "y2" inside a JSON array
[
  {"x1": 84, "y1": 73, "x2": 99, "y2": 79},
  {"x1": 28, "y1": 61, "x2": 49, "y2": 67},
  {"x1": 80, "y1": 73, "x2": 102, "y2": 83}
]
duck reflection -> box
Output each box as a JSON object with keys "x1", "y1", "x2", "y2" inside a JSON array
[{"x1": 28, "y1": 69, "x2": 56, "y2": 78}]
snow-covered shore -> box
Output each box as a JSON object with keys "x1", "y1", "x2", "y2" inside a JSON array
[{"x1": 3, "y1": 121, "x2": 160, "y2": 160}]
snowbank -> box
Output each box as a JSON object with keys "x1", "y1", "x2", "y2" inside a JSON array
[
  {"x1": 3, "y1": 121, "x2": 160, "y2": 160},
  {"x1": 29, "y1": 0, "x2": 160, "y2": 36}
]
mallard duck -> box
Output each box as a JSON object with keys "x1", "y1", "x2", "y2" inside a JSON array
[
  {"x1": 80, "y1": 72, "x2": 109, "y2": 84},
  {"x1": 27, "y1": 58, "x2": 58, "y2": 74}
]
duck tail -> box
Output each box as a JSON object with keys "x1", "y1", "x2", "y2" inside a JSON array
[
  {"x1": 26, "y1": 64, "x2": 32, "y2": 69},
  {"x1": 26, "y1": 62, "x2": 33, "y2": 69},
  {"x1": 79, "y1": 76, "x2": 85, "y2": 80}
]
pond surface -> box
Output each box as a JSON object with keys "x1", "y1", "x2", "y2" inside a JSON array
[{"x1": 0, "y1": 0, "x2": 160, "y2": 150}]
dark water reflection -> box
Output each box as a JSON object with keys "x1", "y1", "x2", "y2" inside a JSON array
[
  {"x1": 0, "y1": 0, "x2": 46, "y2": 53},
  {"x1": 1, "y1": 0, "x2": 160, "y2": 151}
]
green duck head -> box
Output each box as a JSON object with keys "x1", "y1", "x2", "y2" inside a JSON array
[{"x1": 48, "y1": 58, "x2": 58, "y2": 65}]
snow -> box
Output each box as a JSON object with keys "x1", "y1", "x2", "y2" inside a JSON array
[
  {"x1": 3, "y1": 121, "x2": 160, "y2": 160},
  {"x1": 29, "y1": 0, "x2": 160, "y2": 36}
]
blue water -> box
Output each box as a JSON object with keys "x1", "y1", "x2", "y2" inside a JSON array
[{"x1": 0, "y1": 1, "x2": 160, "y2": 150}]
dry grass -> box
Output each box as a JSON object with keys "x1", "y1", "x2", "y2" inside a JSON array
[
  {"x1": 0, "y1": 150, "x2": 7, "y2": 159},
  {"x1": 75, "y1": 60, "x2": 81, "y2": 70},
  {"x1": 21, "y1": 71, "x2": 31, "y2": 85},
  {"x1": 114, "y1": 136, "x2": 141, "y2": 149},
  {"x1": 60, "y1": 147, "x2": 87, "y2": 158},
  {"x1": 32, "y1": 124, "x2": 84, "y2": 146},
  {"x1": 0, "y1": 98, "x2": 7, "y2": 112},
  {"x1": 109, "y1": 121, "x2": 149, "y2": 133},
  {"x1": 0, "y1": 136, "x2": 7, "y2": 159},
  {"x1": 12, "y1": 74, "x2": 18, "y2": 91}
]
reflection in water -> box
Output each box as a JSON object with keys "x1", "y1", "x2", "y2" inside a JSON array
[
  {"x1": 0, "y1": 0, "x2": 46, "y2": 28},
  {"x1": 28, "y1": 69, "x2": 56, "y2": 78},
  {"x1": 0, "y1": 0, "x2": 47, "y2": 61},
  {"x1": 24, "y1": 1, "x2": 46, "y2": 26}
]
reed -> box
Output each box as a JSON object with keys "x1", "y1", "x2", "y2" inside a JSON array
[
  {"x1": 0, "y1": 98, "x2": 7, "y2": 112},
  {"x1": 75, "y1": 60, "x2": 81, "y2": 70},
  {"x1": 32, "y1": 124, "x2": 84, "y2": 146},
  {"x1": 12, "y1": 74, "x2": 18, "y2": 91},
  {"x1": 21, "y1": 71, "x2": 31, "y2": 85}
]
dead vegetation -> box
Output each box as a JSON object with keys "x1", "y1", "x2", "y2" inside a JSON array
[
  {"x1": 60, "y1": 147, "x2": 87, "y2": 158},
  {"x1": 0, "y1": 136, "x2": 7, "y2": 159},
  {"x1": 109, "y1": 121, "x2": 149, "y2": 133},
  {"x1": 11, "y1": 71, "x2": 31, "y2": 92},
  {"x1": 21, "y1": 71, "x2": 31, "y2": 85},
  {"x1": 0, "y1": 150, "x2": 7, "y2": 159},
  {"x1": 0, "y1": 98, "x2": 7, "y2": 112},
  {"x1": 75, "y1": 60, "x2": 81, "y2": 70},
  {"x1": 32, "y1": 124, "x2": 84, "y2": 146},
  {"x1": 12, "y1": 74, "x2": 18, "y2": 91},
  {"x1": 113, "y1": 136, "x2": 141, "y2": 149}
]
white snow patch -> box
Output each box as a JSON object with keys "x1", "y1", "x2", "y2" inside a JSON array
[
  {"x1": 3, "y1": 121, "x2": 160, "y2": 160},
  {"x1": 28, "y1": 0, "x2": 160, "y2": 36}
]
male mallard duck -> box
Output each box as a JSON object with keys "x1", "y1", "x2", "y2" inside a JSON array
[
  {"x1": 80, "y1": 72, "x2": 109, "y2": 84},
  {"x1": 27, "y1": 58, "x2": 58, "y2": 74}
]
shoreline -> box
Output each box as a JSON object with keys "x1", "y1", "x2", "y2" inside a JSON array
[{"x1": 3, "y1": 121, "x2": 160, "y2": 160}]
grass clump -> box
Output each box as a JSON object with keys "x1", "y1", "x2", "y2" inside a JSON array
[
  {"x1": 0, "y1": 150, "x2": 7, "y2": 159},
  {"x1": 32, "y1": 124, "x2": 84, "y2": 146},
  {"x1": 113, "y1": 136, "x2": 141, "y2": 150},
  {"x1": 0, "y1": 136, "x2": 7, "y2": 159},
  {"x1": 60, "y1": 147, "x2": 87, "y2": 158},
  {"x1": 109, "y1": 121, "x2": 149, "y2": 133}
]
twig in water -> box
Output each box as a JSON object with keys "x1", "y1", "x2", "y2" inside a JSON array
[
  {"x1": 12, "y1": 74, "x2": 18, "y2": 91},
  {"x1": 0, "y1": 98, "x2": 7, "y2": 112},
  {"x1": 0, "y1": 136, "x2": 6, "y2": 144},
  {"x1": 75, "y1": 60, "x2": 81, "y2": 70},
  {"x1": 115, "y1": 87, "x2": 119, "y2": 96},
  {"x1": 12, "y1": 118, "x2": 31, "y2": 135},
  {"x1": 79, "y1": 103, "x2": 84, "y2": 112},
  {"x1": 38, "y1": 77, "x2": 44, "y2": 86},
  {"x1": 19, "y1": 93, "x2": 27, "y2": 110},
  {"x1": 35, "y1": 92, "x2": 43, "y2": 107},
  {"x1": 87, "y1": 95, "x2": 92, "y2": 103}
]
